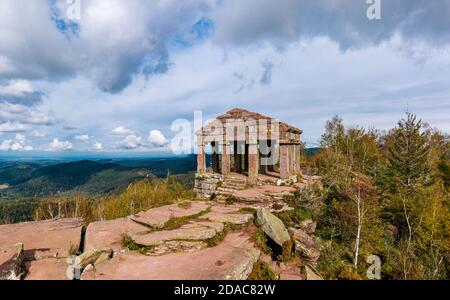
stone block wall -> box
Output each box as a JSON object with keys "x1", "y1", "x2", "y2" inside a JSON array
[{"x1": 193, "y1": 173, "x2": 224, "y2": 198}]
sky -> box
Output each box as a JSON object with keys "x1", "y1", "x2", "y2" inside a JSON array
[{"x1": 0, "y1": 0, "x2": 449, "y2": 155}]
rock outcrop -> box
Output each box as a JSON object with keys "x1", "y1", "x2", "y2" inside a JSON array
[
  {"x1": 305, "y1": 265, "x2": 323, "y2": 280},
  {"x1": 0, "y1": 243, "x2": 25, "y2": 280},
  {"x1": 289, "y1": 227, "x2": 321, "y2": 266},
  {"x1": 0, "y1": 218, "x2": 84, "y2": 280},
  {"x1": 256, "y1": 208, "x2": 291, "y2": 247},
  {"x1": 0, "y1": 182, "x2": 323, "y2": 281},
  {"x1": 0, "y1": 218, "x2": 83, "y2": 260},
  {"x1": 76, "y1": 248, "x2": 113, "y2": 270},
  {"x1": 296, "y1": 219, "x2": 317, "y2": 234},
  {"x1": 82, "y1": 227, "x2": 260, "y2": 280}
]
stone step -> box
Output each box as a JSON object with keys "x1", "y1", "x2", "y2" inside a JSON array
[
  {"x1": 224, "y1": 178, "x2": 247, "y2": 184},
  {"x1": 216, "y1": 187, "x2": 239, "y2": 194},
  {"x1": 222, "y1": 184, "x2": 246, "y2": 190}
]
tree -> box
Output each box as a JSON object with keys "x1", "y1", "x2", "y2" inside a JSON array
[
  {"x1": 387, "y1": 112, "x2": 430, "y2": 189},
  {"x1": 321, "y1": 115, "x2": 345, "y2": 152}
]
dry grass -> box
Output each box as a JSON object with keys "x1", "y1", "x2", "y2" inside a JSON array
[{"x1": 34, "y1": 178, "x2": 195, "y2": 224}]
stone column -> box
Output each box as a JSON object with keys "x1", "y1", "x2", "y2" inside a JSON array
[
  {"x1": 280, "y1": 144, "x2": 290, "y2": 179},
  {"x1": 197, "y1": 143, "x2": 206, "y2": 173},
  {"x1": 233, "y1": 141, "x2": 241, "y2": 173},
  {"x1": 259, "y1": 140, "x2": 270, "y2": 174},
  {"x1": 221, "y1": 143, "x2": 231, "y2": 175},
  {"x1": 294, "y1": 144, "x2": 301, "y2": 174},
  {"x1": 248, "y1": 143, "x2": 259, "y2": 185},
  {"x1": 212, "y1": 142, "x2": 219, "y2": 173},
  {"x1": 289, "y1": 145, "x2": 295, "y2": 175}
]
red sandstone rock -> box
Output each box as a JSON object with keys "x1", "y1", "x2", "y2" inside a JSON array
[
  {"x1": 24, "y1": 258, "x2": 70, "y2": 280},
  {"x1": 0, "y1": 218, "x2": 83, "y2": 260},
  {"x1": 289, "y1": 228, "x2": 315, "y2": 248},
  {"x1": 130, "y1": 201, "x2": 211, "y2": 229},
  {"x1": 200, "y1": 212, "x2": 253, "y2": 225},
  {"x1": 0, "y1": 244, "x2": 25, "y2": 280},
  {"x1": 82, "y1": 228, "x2": 260, "y2": 280},
  {"x1": 131, "y1": 221, "x2": 224, "y2": 247},
  {"x1": 84, "y1": 218, "x2": 148, "y2": 252}
]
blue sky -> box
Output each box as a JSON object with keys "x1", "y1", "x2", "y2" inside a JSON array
[{"x1": 0, "y1": 0, "x2": 449, "y2": 154}]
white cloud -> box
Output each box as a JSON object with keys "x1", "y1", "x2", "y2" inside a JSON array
[
  {"x1": 0, "y1": 0, "x2": 210, "y2": 93},
  {"x1": 122, "y1": 135, "x2": 142, "y2": 149},
  {"x1": 0, "y1": 0, "x2": 449, "y2": 152},
  {"x1": 211, "y1": 0, "x2": 450, "y2": 49},
  {"x1": 75, "y1": 134, "x2": 90, "y2": 141},
  {"x1": 0, "y1": 103, "x2": 53, "y2": 125},
  {"x1": 32, "y1": 130, "x2": 47, "y2": 138},
  {"x1": 93, "y1": 142, "x2": 102, "y2": 151},
  {"x1": 48, "y1": 138, "x2": 73, "y2": 151},
  {"x1": 0, "y1": 133, "x2": 33, "y2": 151},
  {"x1": 0, "y1": 121, "x2": 27, "y2": 133},
  {"x1": 148, "y1": 130, "x2": 169, "y2": 147},
  {"x1": 0, "y1": 80, "x2": 33, "y2": 97},
  {"x1": 111, "y1": 126, "x2": 135, "y2": 136}
]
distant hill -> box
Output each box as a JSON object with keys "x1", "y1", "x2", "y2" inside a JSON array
[
  {"x1": 306, "y1": 147, "x2": 321, "y2": 156},
  {"x1": 0, "y1": 162, "x2": 41, "y2": 186},
  {"x1": 0, "y1": 160, "x2": 149, "y2": 198},
  {"x1": 0, "y1": 156, "x2": 199, "y2": 199}
]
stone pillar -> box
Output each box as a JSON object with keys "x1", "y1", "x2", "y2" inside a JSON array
[
  {"x1": 294, "y1": 144, "x2": 300, "y2": 174},
  {"x1": 280, "y1": 144, "x2": 290, "y2": 179},
  {"x1": 197, "y1": 144, "x2": 206, "y2": 173},
  {"x1": 221, "y1": 143, "x2": 231, "y2": 175},
  {"x1": 212, "y1": 142, "x2": 219, "y2": 173},
  {"x1": 234, "y1": 141, "x2": 241, "y2": 173},
  {"x1": 248, "y1": 143, "x2": 259, "y2": 185},
  {"x1": 289, "y1": 145, "x2": 295, "y2": 175},
  {"x1": 272, "y1": 143, "x2": 279, "y2": 172},
  {"x1": 244, "y1": 144, "x2": 249, "y2": 172},
  {"x1": 259, "y1": 140, "x2": 270, "y2": 174}
]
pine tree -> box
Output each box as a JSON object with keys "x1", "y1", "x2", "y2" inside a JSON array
[{"x1": 388, "y1": 113, "x2": 430, "y2": 189}]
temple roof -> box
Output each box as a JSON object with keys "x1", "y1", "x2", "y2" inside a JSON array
[{"x1": 202, "y1": 108, "x2": 302, "y2": 134}]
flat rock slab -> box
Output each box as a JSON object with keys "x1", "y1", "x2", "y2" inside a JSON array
[
  {"x1": 200, "y1": 212, "x2": 253, "y2": 225},
  {"x1": 24, "y1": 258, "x2": 70, "y2": 280},
  {"x1": 131, "y1": 221, "x2": 224, "y2": 247},
  {"x1": 84, "y1": 218, "x2": 149, "y2": 252},
  {"x1": 0, "y1": 245, "x2": 18, "y2": 267},
  {"x1": 209, "y1": 204, "x2": 247, "y2": 214},
  {"x1": 149, "y1": 241, "x2": 208, "y2": 256},
  {"x1": 130, "y1": 201, "x2": 211, "y2": 229},
  {"x1": 82, "y1": 227, "x2": 260, "y2": 280},
  {"x1": 0, "y1": 219, "x2": 83, "y2": 260}
]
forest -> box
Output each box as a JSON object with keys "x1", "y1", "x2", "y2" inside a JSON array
[{"x1": 302, "y1": 112, "x2": 449, "y2": 279}]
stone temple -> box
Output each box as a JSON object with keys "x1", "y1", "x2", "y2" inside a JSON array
[{"x1": 194, "y1": 108, "x2": 304, "y2": 198}]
